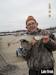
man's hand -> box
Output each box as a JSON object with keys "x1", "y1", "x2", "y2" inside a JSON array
[
  {"x1": 31, "y1": 37, "x2": 37, "y2": 45},
  {"x1": 42, "y1": 35, "x2": 49, "y2": 44}
]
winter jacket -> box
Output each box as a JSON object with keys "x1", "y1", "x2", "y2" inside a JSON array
[{"x1": 19, "y1": 29, "x2": 56, "y2": 70}]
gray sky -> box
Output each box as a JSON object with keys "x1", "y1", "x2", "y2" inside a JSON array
[{"x1": 0, "y1": 0, "x2": 56, "y2": 32}]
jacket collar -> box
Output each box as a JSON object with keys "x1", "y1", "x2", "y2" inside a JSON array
[{"x1": 26, "y1": 28, "x2": 41, "y2": 35}]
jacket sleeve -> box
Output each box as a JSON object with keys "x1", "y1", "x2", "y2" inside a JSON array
[
  {"x1": 42, "y1": 30, "x2": 56, "y2": 51},
  {"x1": 48, "y1": 32, "x2": 56, "y2": 51},
  {"x1": 44, "y1": 38, "x2": 56, "y2": 51},
  {"x1": 49, "y1": 32, "x2": 56, "y2": 40}
]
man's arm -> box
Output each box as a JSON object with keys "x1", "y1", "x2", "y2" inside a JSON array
[
  {"x1": 46, "y1": 38, "x2": 56, "y2": 51},
  {"x1": 43, "y1": 35, "x2": 56, "y2": 51}
]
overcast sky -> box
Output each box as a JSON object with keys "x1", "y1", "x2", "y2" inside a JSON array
[{"x1": 0, "y1": 0, "x2": 56, "y2": 32}]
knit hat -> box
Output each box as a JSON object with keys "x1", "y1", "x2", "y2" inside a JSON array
[{"x1": 26, "y1": 16, "x2": 37, "y2": 25}]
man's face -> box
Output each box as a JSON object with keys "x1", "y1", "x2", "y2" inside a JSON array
[{"x1": 26, "y1": 20, "x2": 38, "y2": 33}]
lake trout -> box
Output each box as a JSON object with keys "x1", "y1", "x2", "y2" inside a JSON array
[{"x1": 19, "y1": 34, "x2": 43, "y2": 43}]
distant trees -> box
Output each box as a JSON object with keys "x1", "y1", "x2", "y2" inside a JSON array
[{"x1": 46, "y1": 27, "x2": 56, "y2": 30}]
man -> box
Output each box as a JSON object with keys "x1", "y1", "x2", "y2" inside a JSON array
[{"x1": 20, "y1": 16, "x2": 56, "y2": 75}]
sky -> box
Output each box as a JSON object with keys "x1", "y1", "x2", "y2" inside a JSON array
[{"x1": 0, "y1": 0, "x2": 56, "y2": 32}]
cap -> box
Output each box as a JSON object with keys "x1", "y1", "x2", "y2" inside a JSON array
[{"x1": 26, "y1": 16, "x2": 37, "y2": 25}]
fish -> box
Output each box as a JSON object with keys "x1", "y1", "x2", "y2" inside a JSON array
[{"x1": 19, "y1": 34, "x2": 43, "y2": 43}]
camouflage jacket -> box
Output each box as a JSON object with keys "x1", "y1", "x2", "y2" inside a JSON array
[{"x1": 19, "y1": 29, "x2": 56, "y2": 70}]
